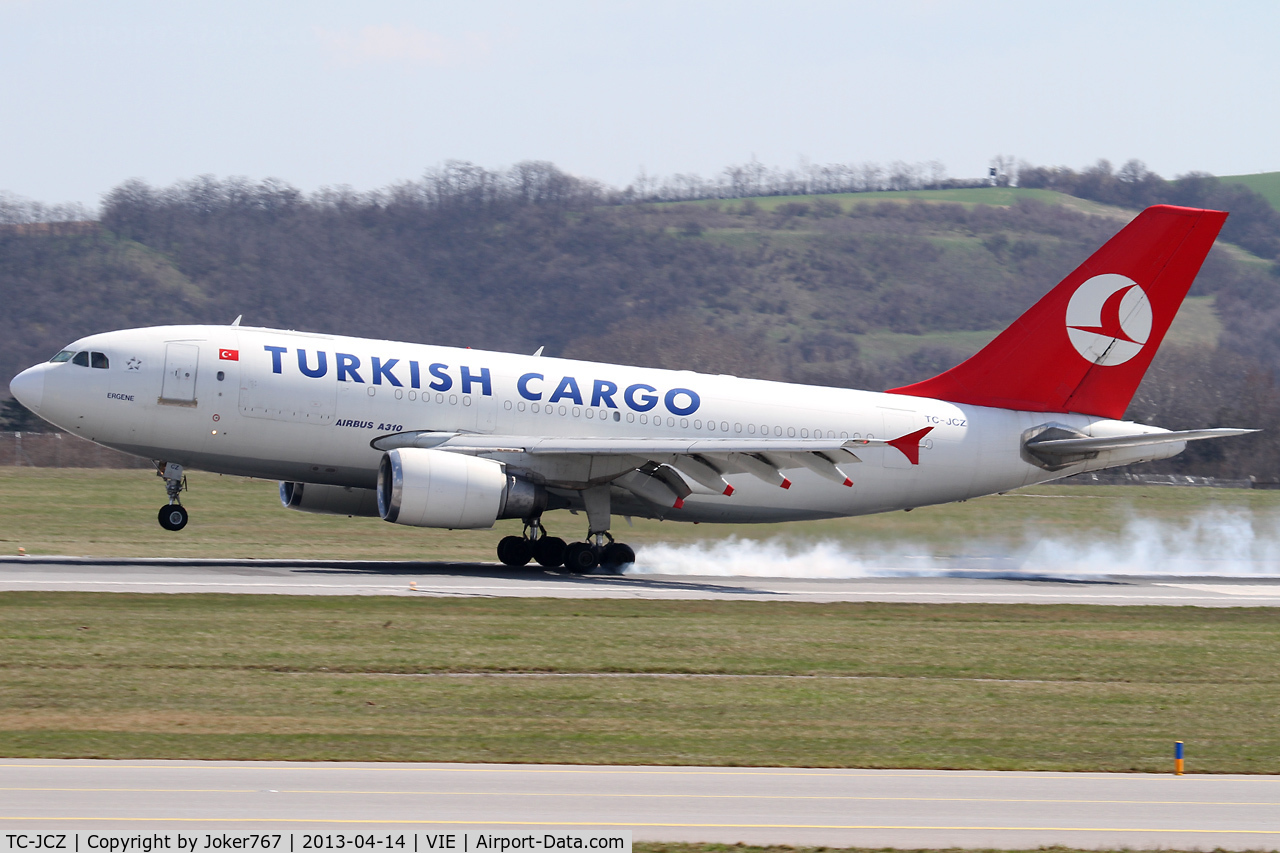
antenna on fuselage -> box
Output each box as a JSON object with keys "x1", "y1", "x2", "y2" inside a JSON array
[
  {"x1": 231, "y1": 315, "x2": 242, "y2": 326},
  {"x1": 532, "y1": 346, "x2": 544, "y2": 357}
]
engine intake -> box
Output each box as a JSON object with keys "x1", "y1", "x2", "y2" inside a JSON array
[
  {"x1": 280, "y1": 481, "x2": 381, "y2": 517},
  {"x1": 377, "y1": 448, "x2": 547, "y2": 528}
]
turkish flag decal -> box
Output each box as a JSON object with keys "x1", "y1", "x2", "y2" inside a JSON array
[{"x1": 219, "y1": 349, "x2": 239, "y2": 361}]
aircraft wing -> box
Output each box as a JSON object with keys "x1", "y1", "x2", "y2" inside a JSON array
[{"x1": 371, "y1": 427, "x2": 934, "y2": 496}]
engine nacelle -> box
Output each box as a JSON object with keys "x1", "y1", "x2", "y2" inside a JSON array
[
  {"x1": 377, "y1": 448, "x2": 547, "y2": 528},
  {"x1": 280, "y1": 481, "x2": 381, "y2": 517}
]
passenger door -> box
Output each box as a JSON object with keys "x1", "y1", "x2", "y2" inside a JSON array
[{"x1": 160, "y1": 343, "x2": 200, "y2": 406}]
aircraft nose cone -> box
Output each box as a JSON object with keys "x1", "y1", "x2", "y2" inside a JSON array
[{"x1": 9, "y1": 366, "x2": 45, "y2": 414}]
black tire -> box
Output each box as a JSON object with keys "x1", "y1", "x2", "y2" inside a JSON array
[
  {"x1": 563, "y1": 542, "x2": 598, "y2": 573},
  {"x1": 496, "y1": 535, "x2": 532, "y2": 567},
  {"x1": 601, "y1": 542, "x2": 636, "y2": 567},
  {"x1": 532, "y1": 536, "x2": 567, "y2": 568},
  {"x1": 158, "y1": 504, "x2": 188, "y2": 531}
]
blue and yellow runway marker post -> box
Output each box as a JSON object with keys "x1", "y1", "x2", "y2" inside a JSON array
[{"x1": 1175, "y1": 740, "x2": 1185, "y2": 775}]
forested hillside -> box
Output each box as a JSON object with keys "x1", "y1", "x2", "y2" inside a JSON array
[{"x1": 3, "y1": 162, "x2": 1280, "y2": 476}]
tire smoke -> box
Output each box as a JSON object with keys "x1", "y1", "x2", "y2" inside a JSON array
[{"x1": 627, "y1": 508, "x2": 1280, "y2": 578}]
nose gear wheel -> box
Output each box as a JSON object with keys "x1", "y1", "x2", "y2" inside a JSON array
[{"x1": 155, "y1": 461, "x2": 189, "y2": 531}]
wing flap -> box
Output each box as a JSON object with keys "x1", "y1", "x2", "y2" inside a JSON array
[{"x1": 372, "y1": 431, "x2": 890, "y2": 456}]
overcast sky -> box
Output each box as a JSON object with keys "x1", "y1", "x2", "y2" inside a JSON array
[{"x1": 2, "y1": 0, "x2": 1276, "y2": 208}]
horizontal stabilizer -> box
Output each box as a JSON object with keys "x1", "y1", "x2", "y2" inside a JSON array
[
  {"x1": 1025, "y1": 427, "x2": 1257, "y2": 456},
  {"x1": 884, "y1": 427, "x2": 933, "y2": 465}
]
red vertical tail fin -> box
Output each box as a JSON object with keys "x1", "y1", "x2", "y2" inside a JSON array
[{"x1": 887, "y1": 205, "x2": 1227, "y2": 418}]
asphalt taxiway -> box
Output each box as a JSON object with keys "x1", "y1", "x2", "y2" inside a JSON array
[
  {"x1": 3, "y1": 759, "x2": 1278, "y2": 848},
  {"x1": 2, "y1": 557, "x2": 1280, "y2": 604}
]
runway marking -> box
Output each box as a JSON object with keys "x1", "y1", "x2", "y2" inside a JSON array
[
  {"x1": 4, "y1": 787, "x2": 1277, "y2": 806},
  {"x1": 3, "y1": 579, "x2": 1277, "y2": 600},
  {"x1": 1160, "y1": 583, "x2": 1280, "y2": 596},
  {"x1": 331, "y1": 671, "x2": 1279, "y2": 686},
  {"x1": 5, "y1": 763, "x2": 1279, "y2": 782},
  {"x1": 2, "y1": 817, "x2": 1278, "y2": 834}
]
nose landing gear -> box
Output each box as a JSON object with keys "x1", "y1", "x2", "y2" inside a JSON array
[{"x1": 155, "y1": 462, "x2": 189, "y2": 531}]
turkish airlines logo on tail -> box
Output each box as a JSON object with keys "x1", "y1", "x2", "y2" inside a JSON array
[
  {"x1": 219, "y1": 349, "x2": 239, "y2": 361},
  {"x1": 1065, "y1": 274, "x2": 1152, "y2": 366}
]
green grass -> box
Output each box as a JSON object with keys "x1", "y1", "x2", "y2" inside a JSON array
[
  {"x1": 3, "y1": 466, "x2": 1279, "y2": 560},
  {"x1": 1, "y1": 593, "x2": 1277, "y2": 771},
  {"x1": 852, "y1": 295, "x2": 1218, "y2": 366},
  {"x1": 856, "y1": 329, "x2": 1001, "y2": 363},
  {"x1": 1222, "y1": 170, "x2": 1280, "y2": 213},
  {"x1": 665, "y1": 188, "x2": 1133, "y2": 219}
]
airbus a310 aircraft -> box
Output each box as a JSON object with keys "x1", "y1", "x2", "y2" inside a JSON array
[{"x1": 8, "y1": 204, "x2": 1255, "y2": 571}]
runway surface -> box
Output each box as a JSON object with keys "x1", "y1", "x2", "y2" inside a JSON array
[
  {"x1": 2, "y1": 557, "x2": 1280, "y2": 604},
  {"x1": 3, "y1": 759, "x2": 1278, "y2": 849}
]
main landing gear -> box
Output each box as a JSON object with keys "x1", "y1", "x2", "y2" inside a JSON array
[
  {"x1": 496, "y1": 485, "x2": 636, "y2": 573},
  {"x1": 497, "y1": 517, "x2": 568, "y2": 568},
  {"x1": 563, "y1": 533, "x2": 636, "y2": 573},
  {"x1": 156, "y1": 462, "x2": 189, "y2": 531}
]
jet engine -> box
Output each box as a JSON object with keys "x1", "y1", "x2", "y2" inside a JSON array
[
  {"x1": 279, "y1": 481, "x2": 381, "y2": 517},
  {"x1": 377, "y1": 448, "x2": 547, "y2": 528}
]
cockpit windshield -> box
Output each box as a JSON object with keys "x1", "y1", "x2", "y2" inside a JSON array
[{"x1": 62, "y1": 350, "x2": 109, "y2": 368}]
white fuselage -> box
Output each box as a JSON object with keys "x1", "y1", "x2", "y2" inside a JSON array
[{"x1": 14, "y1": 325, "x2": 1181, "y2": 523}]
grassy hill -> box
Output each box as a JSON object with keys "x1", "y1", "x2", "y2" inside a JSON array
[
  {"x1": 681, "y1": 186, "x2": 1136, "y2": 220},
  {"x1": 0, "y1": 185, "x2": 1259, "y2": 392},
  {"x1": 1221, "y1": 171, "x2": 1280, "y2": 213}
]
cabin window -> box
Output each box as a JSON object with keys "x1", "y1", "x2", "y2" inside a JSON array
[
  {"x1": 217, "y1": 371, "x2": 225, "y2": 381},
  {"x1": 50, "y1": 350, "x2": 75, "y2": 363},
  {"x1": 71, "y1": 351, "x2": 90, "y2": 367},
  {"x1": 614, "y1": 411, "x2": 621, "y2": 422}
]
